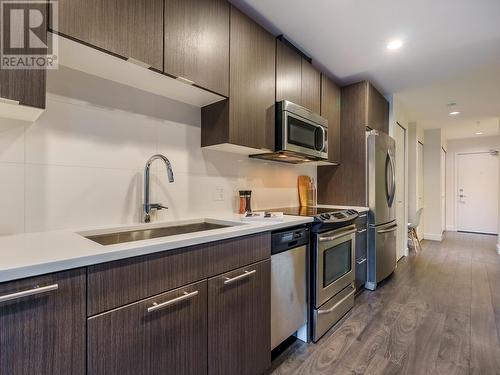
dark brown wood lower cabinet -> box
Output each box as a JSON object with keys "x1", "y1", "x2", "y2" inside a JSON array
[
  {"x1": 0, "y1": 269, "x2": 86, "y2": 375},
  {"x1": 87, "y1": 280, "x2": 207, "y2": 375},
  {"x1": 208, "y1": 260, "x2": 271, "y2": 375}
]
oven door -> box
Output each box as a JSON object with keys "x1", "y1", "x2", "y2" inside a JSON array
[
  {"x1": 315, "y1": 225, "x2": 356, "y2": 308},
  {"x1": 283, "y1": 111, "x2": 328, "y2": 159}
]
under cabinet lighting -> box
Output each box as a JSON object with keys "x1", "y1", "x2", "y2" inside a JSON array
[{"x1": 449, "y1": 111, "x2": 460, "y2": 116}]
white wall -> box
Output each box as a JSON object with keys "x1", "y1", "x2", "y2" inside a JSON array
[
  {"x1": 0, "y1": 67, "x2": 316, "y2": 235},
  {"x1": 388, "y1": 94, "x2": 410, "y2": 257},
  {"x1": 408, "y1": 122, "x2": 424, "y2": 233},
  {"x1": 423, "y1": 128, "x2": 444, "y2": 241},
  {"x1": 445, "y1": 135, "x2": 500, "y2": 231}
]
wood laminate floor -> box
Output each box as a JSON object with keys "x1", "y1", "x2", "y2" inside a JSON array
[{"x1": 269, "y1": 232, "x2": 500, "y2": 375}]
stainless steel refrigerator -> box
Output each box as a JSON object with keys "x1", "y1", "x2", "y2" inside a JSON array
[{"x1": 365, "y1": 130, "x2": 397, "y2": 290}]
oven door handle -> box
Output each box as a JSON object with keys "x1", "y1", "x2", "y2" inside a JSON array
[
  {"x1": 317, "y1": 285, "x2": 355, "y2": 315},
  {"x1": 319, "y1": 227, "x2": 357, "y2": 242}
]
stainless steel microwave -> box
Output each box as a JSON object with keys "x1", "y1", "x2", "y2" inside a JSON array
[{"x1": 276, "y1": 100, "x2": 328, "y2": 160}]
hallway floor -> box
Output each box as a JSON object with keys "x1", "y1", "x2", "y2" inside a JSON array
[{"x1": 269, "y1": 232, "x2": 500, "y2": 374}]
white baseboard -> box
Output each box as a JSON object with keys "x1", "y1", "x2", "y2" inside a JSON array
[
  {"x1": 446, "y1": 225, "x2": 457, "y2": 232},
  {"x1": 424, "y1": 233, "x2": 443, "y2": 242}
]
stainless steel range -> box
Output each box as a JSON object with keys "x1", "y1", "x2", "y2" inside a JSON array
[{"x1": 268, "y1": 207, "x2": 359, "y2": 342}]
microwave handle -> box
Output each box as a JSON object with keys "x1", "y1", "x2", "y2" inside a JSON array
[{"x1": 319, "y1": 125, "x2": 327, "y2": 152}]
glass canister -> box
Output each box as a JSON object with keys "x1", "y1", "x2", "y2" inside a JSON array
[{"x1": 238, "y1": 190, "x2": 252, "y2": 214}]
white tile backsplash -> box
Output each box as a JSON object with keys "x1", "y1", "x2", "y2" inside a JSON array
[
  {"x1": 0, "y1": 163, "x2": 25, "y2": 234},
  {"x1": 0, "y1": 119, "x2": 26, "y2": 163},
  {"x1": 25, "y1": 95, "x2": 158, "y2": 170},
  {"x1": 25, "y1": 164, "x2": 142, "y2": 232},
  {"x1": 0, "y1": 68, "x2": 316, "y2": 234}
]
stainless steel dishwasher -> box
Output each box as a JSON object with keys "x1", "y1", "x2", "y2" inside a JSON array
[{"x1": 271, "y1": 226, "x2": 309, "y2": 350}]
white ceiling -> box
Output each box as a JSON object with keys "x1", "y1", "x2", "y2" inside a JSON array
[{"x1": 231, "y1": 0, "x2": 500, "y2": 140}]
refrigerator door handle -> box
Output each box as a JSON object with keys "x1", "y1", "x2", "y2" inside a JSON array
[{"x1": 386, "y1": 150, "x2": 396, "y2": 207}]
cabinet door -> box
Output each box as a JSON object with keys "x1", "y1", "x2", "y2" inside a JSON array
[
  {"x1": 301, "y1": 59, "x2": 321, "y2": 114},
  {"x1": 88, "y1": 280, "x2": 207, "y2": 375},
  {"x1": 229, "y1": 6, "x2": 275, "y2": 151},
  {"x1": 321, "y1": 74, "x2": 341, "y2": 164},
  {"x1": 0, "y1": 1, "x2": 46, "y2": 108},
  {"x1": 0, "y1": 269, "x2": 86, "y2": 375},
  {"x1": 0, "y1": 65, "x2": 46, "y2": 109},
  {"x1": 276, "y1": 39, "x2": 302, "y2": 104},
  {"x1": 56, "y1": 0, "x2": 163, "y2": 70},
  {"x1": 367, "y1": 82, "x2": 389, "y2": 133},
  {"x1": 208, "y1": 260, "x2": 271, "y2": 375},
  {"x1": 164, "y1": 0, "x2": 229, "y2": 96}
]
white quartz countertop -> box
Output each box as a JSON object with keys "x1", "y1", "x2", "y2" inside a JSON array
[
  {"x1": 0, "y1": 214, "x2": 313, "y2": 283},
  {"x1": 317, "y1": 204, "x2": 370, "y2": 213}
]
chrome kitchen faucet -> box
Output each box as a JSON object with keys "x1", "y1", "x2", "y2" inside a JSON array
[{"x1": 143, "y1": 154, "x2": 174, "y2": 223}]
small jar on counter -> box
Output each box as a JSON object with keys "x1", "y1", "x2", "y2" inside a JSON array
[{"x1": 238, "y1": 190, "x2": 252, "y2": 214}]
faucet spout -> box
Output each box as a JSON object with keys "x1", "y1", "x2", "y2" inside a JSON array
[{"x1": 143, "y1": 154, "x2": 174, "y2": 223}]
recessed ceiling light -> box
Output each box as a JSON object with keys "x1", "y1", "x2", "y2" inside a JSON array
[
  {"x1": 387, "y1": 40, "x2": 403, "y2": 50},
  {"x1": 449, "y1": 111, "x2": 460, "y2": 116},
  {"x1": 475, "y1": 132, "x2": 483, "y2": 135}
]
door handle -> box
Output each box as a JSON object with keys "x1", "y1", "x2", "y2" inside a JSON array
[
  {"x1": 147, "y1": 290, "x2": 199, "y2": 313},
  {"x1": 223, "y1": 270, "x2": 256, "y2": 285},
  {"x1": 356, "y1": 258, "x2": 367, "y2": 265},
  {"x1": 0, "y1": 284, "x2": 59, "y2": 304}
]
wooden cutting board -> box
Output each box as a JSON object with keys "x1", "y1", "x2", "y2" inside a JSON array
[{"x1": 298, "y1": 175, "x2": 311, "y2": 207}]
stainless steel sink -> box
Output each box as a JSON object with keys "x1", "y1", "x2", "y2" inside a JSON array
[{"x1": 84, "y1": 221, "x2": 232, "y2": 246}]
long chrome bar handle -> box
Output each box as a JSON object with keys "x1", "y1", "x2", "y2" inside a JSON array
[
  {"x1": 0, "y1": 284, "x2": 59, "y2": 304},
  {"x1": 317, "y1": 285, "x2": 355, "y2": 315},
  {"x1": 319, "y1": 225, "x2": 357, "y2": 242},
  {"x1": 223, "y1": 270, "x2": 256, "y2": 285},
  {"x1": 147, "y1": 290, "x2": 199, "y2": 313}
]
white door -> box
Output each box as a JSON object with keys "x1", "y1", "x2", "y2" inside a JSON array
[
  {"x1": 457, "y1": 152, "x2": 499, "y2": 234},
  {"x1": 441, "y1": 149, "x2": 446, "y2": 232},
  {"x1": 394, "y1": 124, "x2": 406, "y2": 259},
  {"x1": 416, "y1": 142, "x2": 424, "y2": 238}
]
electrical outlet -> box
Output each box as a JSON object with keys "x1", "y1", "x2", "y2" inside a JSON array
[{"x1": 214, "y1": 187, "x2": 224, "y2": 201}]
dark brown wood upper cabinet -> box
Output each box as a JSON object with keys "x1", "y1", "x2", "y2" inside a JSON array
[
  {"x1": 275, "y1": 39, "x2": 321, "y2": 114},
  {"x1": 367, "y1": 82, "x2": 389, "y2": 133},
  {"x1": 164, "y1": 0, "x2": 229, "y2": 96},
  {"x1": 0, "y1": 269, "x2": 86, "y2": 375},
  {"x1": 201, "y1": 5, "x2": 276, "y2": 151},
  {"x1": 208, "y1": 260, "x2": 271, "y2": 375},
  {"x1": 301, "y1": 59, "x2": 321, "y2": 113},
  {"x1": 88, "y1": 280, "x2": 208, "y2": 375},
  {"x1": 0, "y1": 1, "x2": 46, "y2": 109},
  {"x1": 0, "y1": 63, "x2": 46, "y2": 110},
  {"x1": 320, "y1": 74, "x2": 341, "y2": 164},
  {"x1": 276, "y1": 39, "x2": 302, "y2": 104},
  {"x1": 55, "y1": 0, "x2": 163, "y2": 70},
  {"x1": 317, "y1": 81, "x2": 389, "y2": 206}
]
